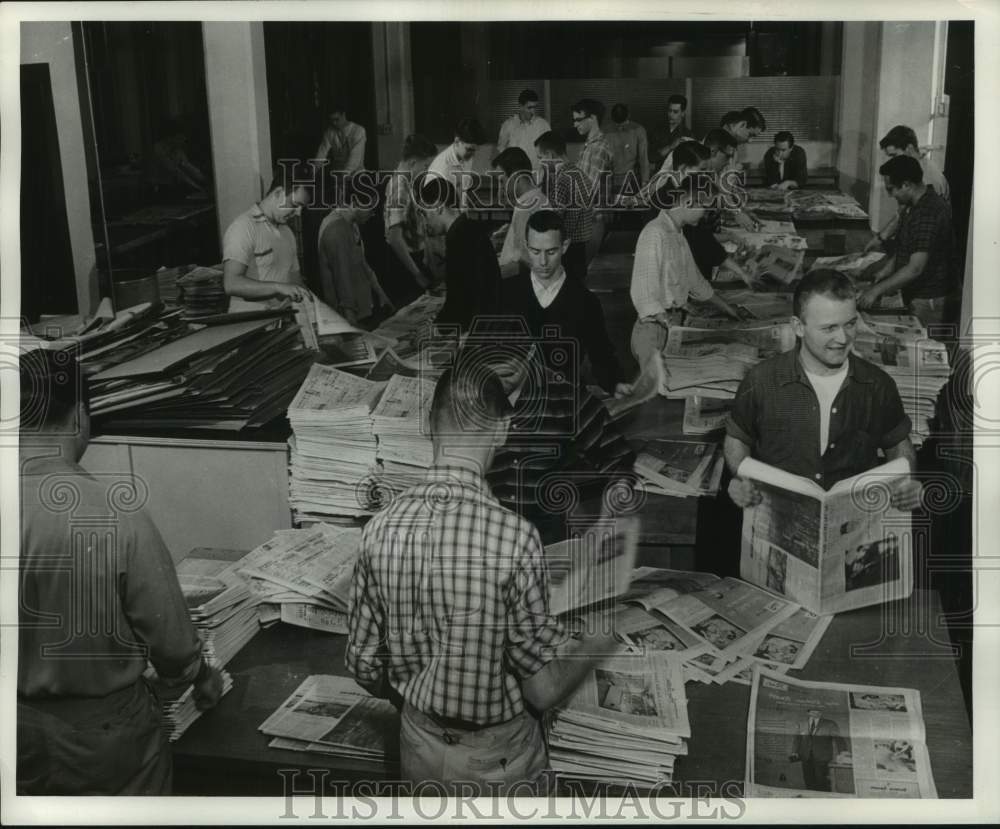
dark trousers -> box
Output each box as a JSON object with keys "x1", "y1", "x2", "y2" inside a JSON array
[
  {"x1": 384, "y1": 248, "x2": 431, "y2": 310},
  {"x1": 17, "y1": 679, "x2": 171, "y2": 795},
  {"x1": 802, "y1": 756, "x2": 831, "y2": 791},
  {"x1": 563, "y1": 240, "x2": 589, "y2": 282}
]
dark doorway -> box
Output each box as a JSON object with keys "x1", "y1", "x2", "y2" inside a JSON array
[
  {"x1": 21, "y1": 63, "x2": 78, "y2": 323},
  {"x1": 944, "y1": 20, "x2": 973, "y2": 266}
]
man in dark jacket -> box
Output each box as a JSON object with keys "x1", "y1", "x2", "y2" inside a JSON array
[{"x1": 763, "y1": 131, "x2": 808, "y2": 190}]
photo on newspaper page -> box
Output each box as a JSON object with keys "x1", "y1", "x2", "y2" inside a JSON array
[{"x1": 746, "y1": 666, "x2": 937, "y2": 798}]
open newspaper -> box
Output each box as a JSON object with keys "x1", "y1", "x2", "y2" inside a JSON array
[
  {"x1": 544, "y1": 517, "x2": 638, "y2": 616},
  {"x1": 260, "y1": 674, "x2": 399, "y2": 763},
  {"x1": 746, "y1": 666, "x2": 937, "y2": 797},
  {"x1": 605, "y1": 352, "x2": 666, "y2": 420},
  {"x1": 738, "y1": 457, "x2": 913, "y2": 615}
]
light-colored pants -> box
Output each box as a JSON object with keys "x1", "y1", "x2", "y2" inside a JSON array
[
  {"x1": 399, "y1": 703, "x2": 548, "y2": 795},
  {"x1": 631, "y1": 316, "x2": 677, "y2": 366}
]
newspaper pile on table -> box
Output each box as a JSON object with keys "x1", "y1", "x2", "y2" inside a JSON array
[
  {"x1": 146, "y1": 553, "x2": 260, "y2": 741},
  {"x1": 633, "y1": 438, "x2": 725, "y2": 498},
  {"x1": 370, "y1": 373, "x2": 437, "y2": 494},
  {"x1": 370, "y1": 293, "x2": 445, "y2": 359},
  {"x1": 176, "y1": 555, "x2": 261, "y2": 666},
  {"x1": 688, "y1": 288, "x2": 793, "y2": 327},
  {"x1": 682, "y1": 396, "x2": 734, "y2": 435},
  {"x1": 619, "y1": 568, "x2": 828, "y2": 685},
  {"x1": 660, "y1": 323, "x2": 796, "y2": 399},
  {"x1": 746, "y1": 666, "x2": 937, "y2": 797},
  {"x1": 260, "y1": 674, "x2": 399, "y2": 764},
  {"x1": 853, "y1": 315, "x2": 950, "y2": 447},
  {"x1": 238, "y1": 525, "x2": 362, "y2": 634},
  {"x1": 176, "y1": 265, "x2": 228, "y2": 317},
  {"x1": 546, "y1": 651, "x2": 691, "y2": 787},
  {"x1": 287, "y1": 364, "x2": 388, "y2": 524}
]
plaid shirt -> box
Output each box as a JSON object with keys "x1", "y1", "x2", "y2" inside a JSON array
[
  {"x1": 544, "y1": 161, "x2": 596, "y2": 243},
  {"x1": 577, "y1": 132, "x2": 613, "y2": 194},
  {"x1": 726, "y1": 348, "x2": 911, "y2": 489},
  {"x1": 631, "y1": 211, "x2": 714, "y2": 318},
  {"x1": 346, "y1": 465, "x2": 566, "y2": 726},
  {"x1": 895, "y1": 187, "x2": 960, "y2": 302}
]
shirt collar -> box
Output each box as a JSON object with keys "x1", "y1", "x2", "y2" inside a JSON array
[
  {"x1": 775, "y1": 344, "x2": 873, "y2": 386},
  {"x1": 585, "y1": 130, "x2": 604, "y2": 146},
  {"x1": 531, "y1": 268, "x2": 566, "y2": 298},
  {"x1": 423, "y1": 464, "x2": 491, "y2": 494}
]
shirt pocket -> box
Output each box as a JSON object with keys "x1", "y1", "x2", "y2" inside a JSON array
[{"x1": 758, "y1": 417, "x2": 796, "y2": 463}]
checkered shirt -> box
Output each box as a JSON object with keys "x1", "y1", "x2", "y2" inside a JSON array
[
  {"x1": 577, "y1": 132, "x2": 613, "y2": 192},
  {"x1": 894, "y1": 187, "x2": 960, "y2": 302},
  {"x1": 346, "y1": 465, "x2": 567, "y2": 726},
  {"x1": 545, "y1": 161, "x2": 596, "y2": 243}
]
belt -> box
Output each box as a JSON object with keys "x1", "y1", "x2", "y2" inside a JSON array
[{"x1": 423, "y1": 710, "x2": 491, "y2": 733}]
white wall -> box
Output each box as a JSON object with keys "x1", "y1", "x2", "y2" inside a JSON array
[
  {"x1": 20, "y1": 21, "x2": 98, "y2": 317},
  {"x1": 869, "y1": 21, "x2": 949, "y2": 230},
  {"x1": 372, "y1": 22, "x2": 414, "y2": 169},
  {"x1": 837, "y1": 22, "x2": 882, "y2": 219},
  {"x1": 203, "y1": 22, "x2": 272, "y2": 241}
]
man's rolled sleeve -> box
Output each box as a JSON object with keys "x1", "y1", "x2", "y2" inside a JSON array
[
  {"x1": 725, "y1": 374, "x2": 758, "y2": 447},
  {"x1": 345, "y1": 549, "x2": 387, "y2": 686},
  {"x1": 630, "y1": 227, "x2": 667, "y2": 318},
  {"x1": 687, "y1": 262, "x2": 716, "y2": 302},
  {"x1": 504, "y1": 528, "x2": 566, "y2": 680}
]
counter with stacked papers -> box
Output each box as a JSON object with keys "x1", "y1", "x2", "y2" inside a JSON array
[{"x1": 170, "y1": 588, "x2": 970, "y2": 797}]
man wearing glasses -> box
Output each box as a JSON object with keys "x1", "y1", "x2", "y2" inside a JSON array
[
  {"x1": 572, "y1": 99, "x2": 613, "y2": 270},
  {"x1": 223, "y1": 163, "x2": 314, "y2": 311}
]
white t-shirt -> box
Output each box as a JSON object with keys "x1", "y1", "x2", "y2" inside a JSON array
[
  {"x1": 222, "y1": 205, "x2": 302, "y2": 312},
  {"x1": 804, "y1": 363, "x2": 848, "y2": 455}
]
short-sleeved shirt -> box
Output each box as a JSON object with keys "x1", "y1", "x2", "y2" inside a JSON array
[
  {"x1": 630, "y1": 211, "x2": 715, "y2": 318},
  {"x1": 428, "y1": 144, "x2": 475, "y2": 207},
  {"x1": 497, "y1": 114, "x2": 551, "y2": 170},
  {"x1": 894, "y1": 187, "x2": 960, "y2": 302},
  {"x1": 222, "y1": 204, "x2": 302, "y2": 311},
  {"x1": 725, "y1": 348, "x2": 912, "y2": 489},
  {"x1": 384, "y1": 167, "x2": 426, "y2": 254},
  {"x1": 346, "y1": 465, "x2": 566, "y2": 727}
]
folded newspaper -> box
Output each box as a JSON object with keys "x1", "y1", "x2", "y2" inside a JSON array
[
  {"x1": 544, "y1": 517, "x2": 639, "y2": 616},
  {"x1": 746, "y1": 666, "x2": 937, "y2": 797},
  {"x1": 260, "y1": 674, "x2": 399, "y2": 763},
  {"x1": 738, "y1": 456, "x2": 913, "y2": 615}
]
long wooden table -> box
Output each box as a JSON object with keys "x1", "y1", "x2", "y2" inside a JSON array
[{"x1": 173, "y1": 588, "x2": 970, "y2": 797}]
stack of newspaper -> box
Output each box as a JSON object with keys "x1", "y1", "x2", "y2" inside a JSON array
[
  {"x1": 370, "y1": 293, "x2": 446, "y2": 360},
  {"x1": 633, "y1": 438, "x2": 725, "y2": 498},
  {"x1": 370, "y1": 373, "x2": 437, "y2": 492},
  {"x1": 853, "y1": 314, "x2": 950, "y2": 447},
  {"x1": 546, "y1": 652, "x2": 691, "y2": 787},
  {"x1": 260, "y1": 674, "x2": 399, "y2": 765},
  {"x1": 286, "y1": 364, "x2": 388, "y2": 525},
  {"x1": 158, "y1": 669, "x2": 235, "y2": 741},
  {"x1": 617, "y1": 567, "x2": 830, "y2": 686},
  {"x1": 661, "y1": 323, "x2": 796, "y2": 399},
  {"x1": 747, "y1": 667, "x2": 937, "y2": 797},
  {"x1": 237, "y1": 525, "x2": 362, "y2": 634},
  {"x1": 681, "y1": 396, "x2": 734, "y2": 436},
  {"x1": 175, "y1": 554, "x2": 261, "y2": 667}
]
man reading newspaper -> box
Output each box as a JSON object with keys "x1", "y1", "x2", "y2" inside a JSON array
[
  {"x1": 346, "y1": 364, "x2": 619, "y2": 795},
  {"x1": 723, "y1": 269, "x2": 923, "y2": 510}
]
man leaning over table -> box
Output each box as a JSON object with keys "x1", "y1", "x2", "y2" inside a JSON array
[
  {"x1": 222, "y1": 163, "x2": 314, "y2": 312},
  {"x1": 857, "y1": 154, "x2": 962, "y2": 331},
  {"x1": 346, "y1": 365, "x2": 618, "y2": 794},
  {"x1": 723, "y1": 268, "x2": 922, "y2": 510}
]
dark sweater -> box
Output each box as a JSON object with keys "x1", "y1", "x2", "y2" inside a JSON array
[
  {"x1": 436, "y1": 214, "x2": 502, "y2": 332},
  {"x1": 496, "y1": 271, "x2": 624, "y2": 393},
  {"x1": 763, "y1": 144, "x2": 809, "y2": 188}
]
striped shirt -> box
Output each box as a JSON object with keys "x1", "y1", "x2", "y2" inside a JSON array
[
  {"x1": 347, "y1": 465, "x2": 566, "y2": 726},
  {"x1": 630, "y1": 210, "x2": 714, "y2": 319}
]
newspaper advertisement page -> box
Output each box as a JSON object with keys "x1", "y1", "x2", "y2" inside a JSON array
[
  {"x1": 747, "y1": 667, "x2": 937, "y2": 798},
  {"x1": 544, "y1": 518, "x2": 639, "y2": 616},
  {"x1": 561, "y1": 652, "x2": 691, "y2": 739},
  {"x1": 817, "y1": 459, "x2": 913, "y2": 614},
  {"x1": 738, "y1": 459, "x2": 825, "y2": 611},
  {"x1": 650, "y1": 577, "x2": 799, "y2": 660}
]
